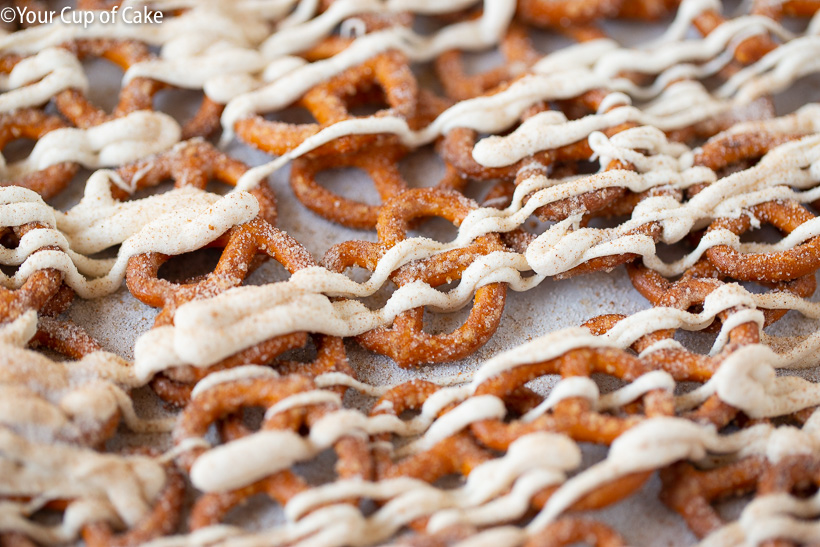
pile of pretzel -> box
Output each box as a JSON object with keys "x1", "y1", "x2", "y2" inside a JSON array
[{"x1": 3, "y1": 0, "x2": 820, "y2": 545}]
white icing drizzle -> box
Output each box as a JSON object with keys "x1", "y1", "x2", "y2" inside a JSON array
[
  {"x1": 1, "y1": 110, "x2": 181, "y2": 181},
  {"x1": 0, "y1": 311, "x2": 172, "y2": 441},
  {"x1": 3, "y1": 0, "x2": 820, "y2": 544},
  {"x1": 0, "y1": 427, "x2": 167, "y2": 543}
]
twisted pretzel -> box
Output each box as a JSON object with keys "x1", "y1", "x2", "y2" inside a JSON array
[
  {"x1": 706, "y1": 200, "x2": 820, "y2": 283},
  {"x1": 435, "y1": 21, "x2": 540, "y2": 101},
  {"x1": 0, "y1": 109, "x2": 79, "y2": 199},
  {"x1": 132, "y1": 219, "x2": 350, "y2": 405},
  {"x1": 81, "y1": 458, "x2": 185, "y2": 547},
  {"x1": 235, "y1": 50, "x2": 419, "y2": 157},
  {"x1": 660, "y1": 456, "x2": 769, "y2": 539},
  {"x1": 0, "y1": 222, "x2": 72, "y2": 324},
  {"x1": 323, "y1": 188, "x2": 508, "y2": 367},
  {"x1": 52, "y1": 38, "x2": 222, "y2": 139},
  {"x1": 627, "y1": 258, "x2": 816, "y2": 328},
  {"x1": 175, "y1": 375, "x2": 371, "y2": 530}
]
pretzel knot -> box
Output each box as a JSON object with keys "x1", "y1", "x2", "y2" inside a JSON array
[
  {"x1": 174, "y1": 375, "x2": 372, "y2": 530},
  {"x1": 660, "y1": 456, "x2": 769, "y2": 539},
  {"x1": 706, "y1": 200, "x2": 820, "y2": 283},
  {"x1": 0, "y1": 109, "x2": 80, "y2": 199},
  {"x1": 1, "y1": 221, "x2": 74, "y2": 324},
  {"x1": 55, "y1": 38, "x2": 222, "y2": 139},
  {"x1": 81, "y1": 458, "x2": 186, "y2": 547},
  {"x1": 625, "y1": 259, "x2": 797, "y2": 426},
  {"x1": 289, "y1": 142, "x2": 409, "y2": 230},
  {"x1": 130, "y1": 217, "x2": 348, "y2": 405},
  {"x1": 370, "y1": 380, "x2": 495, "y2": 531},
  {"x1": 235, "y1": 50, "x2": 419, "y2": 157},
  {"x1": 439, "y1": 88, "x2": 634, "y2": 183},
  {"x1": 323, "y1": 188, "x2": 508, "y2": 367},
  {"x1": 123, "y1": 139, "x2": 277, "y2": 325},
  {"x1": 435, "y1": 21, "x2": 540, "y2": 101},
  {"x1": 627, "y1": 258, "x2": 816, "y2": 329},
  {"x1": 470, "y1": 347, "x2": 674, "y2": 451}
]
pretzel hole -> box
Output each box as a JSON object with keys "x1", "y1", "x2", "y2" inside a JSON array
[
  {"x1": 674, "y1": 380, "x2": 704, "y2": 397},
  {"x1": 360, "y1": 279, "x2": 397, "y2": 311},
  {"x1": 349, "y1": 101, "x2": 387, "y2": 118},
  {"x1": 3, "y1": 137, "x2": 35, "y2": 163},
  {"x1": 738, "y1": 222, "x2": 784, "y2": 244},
  {"x1": 422, "y1": 296, "x2": 473, "y2": 336},
  {"x1": 25, "y1": 504, "x2": 67, "y2": 529},
  {"x1": 294, "y1": 446, "x2": 339, "y2": 486},
  {"x1": 528, "y1": 28, "x2": 577, "y2": 56},
  {"x1": 81, "y1": 56, "x2": 125, "y2": 113},
  {"x1": 315, "y1": 167, "x2": 383, "y2": 205},
  {"x1": 157, "y1": 247, "x2": 223, "y2": 283},
  {"x1": 591, "y1": 372, "x2": 629, "y2": 396},
  {"x1": 411, "y1": 14, "x2": 453, "y2": 37},
  {"x1": 459, "y1": 48, "x2": 507, "y2": 77},
  {"x1": 264, "y1": 106, "x2": 315, "y2": 125},
  {"x1": 433, "y1": 473, "x2": 466, "y2": 489},
  {"x1": 713, "y1": 492, "x2": 754, "y2": 523},
  {"x1": 222, "y1": 492, "x2": 285, "y2": 531},
  {"x1": 673, "y1": 328, "x2": 717, "y2": 355},
  {"x1": 399, "y1": 147, "x2": 447, "y2": 189},
  {"x1": 234, "y1": 407, "x2": 266, "y2": 432},
  {"x1": 245, "y1": 257, "x2": 292, "y2": 286},
  {"x1": 152, "y1": 87, "x2": 210, "y2": 130},
  {"x1": 584, "y1": 214, "x2": 630, "y2": 230},
  {"x1": 654, "y1": 241, "x2": 692, "y2": 264},
  {"x1": 276, "y1": 335, "x2": 318, "y2": 363},
  {"x1": 791, "y1": 481, "x2": 820, "y2": 499},
  {"x1": 406, "y1": 216, "x2": 459, "y2": 242}
]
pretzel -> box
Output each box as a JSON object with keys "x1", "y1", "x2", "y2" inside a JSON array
[
  {"x1": 490, "y1": 166, "x2": 667, "y2": 280},
  {"x1": 235, "y1": 50, "x2": 419, "y2": 157},
  {"x1": 470, "y1": 348, "x2": 674, "y2": 450},
  {"x1": 289, "y1": 142, "x2": 409, "y2": 230},
  {"x1": 0, "y1": 222, "x2": 72, "y2": 324},
  {"x1": 756, "y1": 453, "x2": 820, "y2": 547},
  {"x1": 705, "y1": 200, "x2": 820, "y2": 283},
  {"x1": 660, "y1": 456, "x2": 769, "y2": 539},
  {"x1": 435, "y1": 21, "x2": 540, "y2": 101},
  {"x1": 691, "y1": 7, "x2": 778, "y2": 66},
  {"x1": 175, "y1": 375, "x2": 372, "y2": 529},
  {"x1": 323, "y1": 189, "x2": 508, "y2": 367},
  {"x1": 0, "y1": 109, "x2": 79, "y2": 199},
  {"x1": 625, "y1": 261, "x2": 788, "y2": 426},
  {"x1": 440, "y1": 91, "x2": 636, "y2": 183},
  {"x1": 53, "y1": 39, "x2": 162, "y2": 127},
  {"x1": 290, "y1": 129, "x2": 465, "y2": 230},
  {"x1": 627, "y1": 258, "x2": 816, "y2": 328},
  {"x1": 81, "y1": 459, "x2": 185, "y2": 547},
  {"x1": 370, "y1": 379, "x2": 496, "y2": 533},
  {"x1": 131, "y1": 219, "x2": 350, "y2": 405},
  {"x1": 53, "y1": 39, "x2": 222, "y2": 139},
  {"x1": 694, "y1": 131, "x2": 804, "y2": 173},
  {"x1": 122, "y1": 139, "x2": 278, "y2": 325}
]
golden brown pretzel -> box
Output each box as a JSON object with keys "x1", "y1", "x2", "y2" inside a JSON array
[
  {"x1": 323, "y1": 188, "x2": 508, "y2": 367},
  {"x1": 0, "y1": 109, "x2": 79, "y2": 199},
  {"x1": 235, "y1": 50, "x2": 419, "y2": 157}
]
